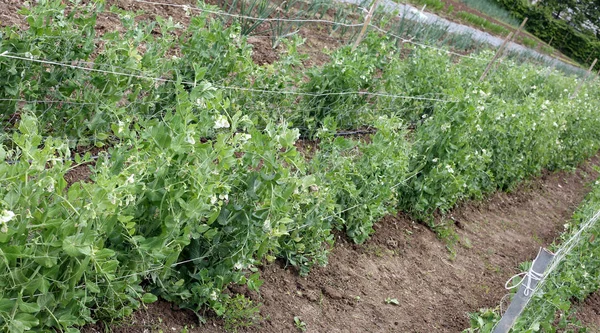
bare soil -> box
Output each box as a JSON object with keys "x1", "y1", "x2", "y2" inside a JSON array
[
  {"x1": 83, "y1": 155, "x2": 600, "y2": 333},
  {"x1": 576, "y1": 291, "x2": 600, "y2": 332}
]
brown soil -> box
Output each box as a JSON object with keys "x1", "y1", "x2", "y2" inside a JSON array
[
  {"x1": 576, "y1": 291, "x2": 600, "y2": 332},
  {"x1": 83, "y1": 155, "x2": 600, "y2": 333},
  {"x1": 0, "y1": 0, "x2": 22, "y2": 27}
]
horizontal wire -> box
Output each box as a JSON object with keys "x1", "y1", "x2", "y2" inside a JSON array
[
  {"x1": 134, "y1": 0, "x2": 365, "y2": 27},
  {"x1": 0, "y1": 52, "x2": 455, "y2": 102},
  {"x1": 131, "y1": 0, "x2": 486, "y2": 61}
]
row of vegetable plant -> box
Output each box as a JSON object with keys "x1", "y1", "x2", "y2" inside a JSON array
[{"x1": 1, "y1": 1, "x2": 600, "y2": 332}]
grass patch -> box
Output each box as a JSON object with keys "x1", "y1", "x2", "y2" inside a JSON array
[
  {"x1": 521, "y1": 36, "x2": 537, "y2": 49},
  {"x1": 456, "y1": 11, "x2": 510, "y2": 36},
  {"x1": 401, "y1": 0, "x2": 445, "y2": 12},
  {"x1": 459, "y1": 0, "x2": 521, "y2": 27}
]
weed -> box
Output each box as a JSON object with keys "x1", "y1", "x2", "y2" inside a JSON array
[
  {"x1": 222, "y1": 295, "x2": 262, "y2": 332},
  {"x1": 294, "y1": 316, "x2": 307, "y2": 332}
]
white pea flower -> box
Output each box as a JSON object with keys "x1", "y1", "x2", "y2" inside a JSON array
[
  {"x1": 238, "y1": 133, "x2": 252, "y2": 144},
  {"x1": 432, "y1": 158, "x2": 438, "y2": 163},
  {"x1": 553, "y1": 122, "x2": 558, "y2": 127},
  {"x1": 234, "y1": 262, "x2": 244, "y2": 270},
  {"x1": 126, "y1": 174, "x2": 135, "y2": 184},
  {"x1": 0, "y1": 210, "x2": 13, "y2": 233},
  {"x1": 213, "y1": 115, "x2": 230, "y2": 129},
  {"x1": 117, "y1": 121, "x2": 125, "y2": 134},
  {"x1": 209, "y1": 290, "x2": 218, "y2": 301},
  {"x1": 476, "y1": 124, "x2": 482, "y2": 132},
  {"x1": 263, "y1": 219, "x2": 272, "y2": 232},
  {"x1": 531, "y1": 85, "x2": 537, "y2": 90},
  {"x1": 446, "y1": 165, "x2": 454, "y2": 174},
  {"x1": 210, "y1": 195, "x2": 218, "y2": 205},
  {"x1": 185, "y1": 133, "x2": 196, "y2": 145},
  {"x1": 441, "y1": 123, "x2": 451, "y2": 132},
  {"x1": 0, "y1": 210, "x2": 15, "y2": 224},
  {"x1": 219, "y1": 194, "x2": 229, "y2": 201}
]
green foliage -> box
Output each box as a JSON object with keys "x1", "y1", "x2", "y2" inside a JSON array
[
  {"x1": 222, "y1": 295, "x2": 262, "y2": 332},
  {"x1": 459, "y1": 0, "x2": 521, "y2": 27},
  {"x1": 294, "y1": 316, "x2": 307, "y2": 331},
  {"x1": 492, "y1": 0, "x2": 600, "y2": 69},
  {"x1": 403, "y1": 0, "x2": 445, "y2": 12},
  {"x1": 1, "y1": 1, "x2": 600, "y2": 332},
  {"x1": 456, "y1": 11, "x2": 510, "y2": 36},
  {"x1": 313, "y1": 116, "x2": 410, "y2": 243},
  {"x1": 520, "y1": 36, "x2": 537, "y2": 49}
]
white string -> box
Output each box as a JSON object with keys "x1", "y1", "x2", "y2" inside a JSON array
[
  {"x1": 504, "y1": 267, "x2": 544, "y2": 297},
  {"x1": 0, "y1": 52, "x2": 455, "y2": 102},
  {"x1": 133, "y1": 0, "x2": 366, "y2": 27}
]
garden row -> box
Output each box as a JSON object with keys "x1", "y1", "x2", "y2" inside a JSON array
[
  {"x1": 1, "y1": 1, "x2": 600, "y2": 331},
  {"x1": 467, "y1": 175, "x2": 600, "y2": 332}
]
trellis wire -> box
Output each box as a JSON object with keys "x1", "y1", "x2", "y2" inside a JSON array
[
  {"x1": 0, "y1": 52, "x2": 456, "y2": 102},
  {"x1": 7, "y1": 168, "x2": 419, "y2": 302},
  {"x1": 135, "y1": 0, "x2": 366, "y2": 27},
  {"x1": 131, "y1": 0, "x2": 487, "y2": 61}
]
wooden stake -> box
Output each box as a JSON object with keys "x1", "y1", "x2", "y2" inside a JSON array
[
  {"x1": 593, "y1": 67, "x2": 600, "y2": 84},
  {"x1": 352, "y1": 0, "x2": 381, "y2": 51},
  {"x1": 570, "y1": 58, "x2": 597, "y2": 99},
  {"x1": 509, "y1": 17, "x2": 528, "y2": 45},
  {"x1": 479, "y1": 32, "x2": 513, "y2": 82}
]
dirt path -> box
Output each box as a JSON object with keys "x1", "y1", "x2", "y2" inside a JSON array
[{"x1": 83, "y1": 155, "x2": 600, "y2": 333}]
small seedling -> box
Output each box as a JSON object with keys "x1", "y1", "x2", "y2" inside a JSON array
[
  {"x1": 385, "y1": 297, "x2": 400, "y2": 305},
  {"x1": 294, "y1": 316, "x2": 307, "y2": 332}
]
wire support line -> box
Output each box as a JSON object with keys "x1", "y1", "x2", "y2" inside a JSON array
[
  {"x1": 130, "y1": 0, "x2": 485, "y2": 61},
  {"x1": 0, "y1": 52, "x2": 455, "y2": 102},
  {"x1": 0, "y1": 98, "x2": 100, "y2": 106},
  {"x1": 367, "y1": 24, "x2": 487, "y2": 61},
  {"x1": 6, "y1": 169, "x2": 418, "y2": 301},
  {"x1": 134, "y1": 0, "x2": 366, "y2": 27}
]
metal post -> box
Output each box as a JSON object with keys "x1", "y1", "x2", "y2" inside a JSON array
[{"x1": 493, "y1": 248, "x2": 555, "y2": 333}]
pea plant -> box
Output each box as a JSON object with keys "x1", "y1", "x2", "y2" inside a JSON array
[{"x1": 1, "y1": 0, "x2": 600, "y2": 332}]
